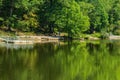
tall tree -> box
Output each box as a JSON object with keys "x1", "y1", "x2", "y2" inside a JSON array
[{"x1": 39, "y1": 0, "x2": 90, "y2": 36}]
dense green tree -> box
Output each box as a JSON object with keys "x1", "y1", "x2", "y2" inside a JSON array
[
  {"x1": 108, "y1": 0, "x2": 120, "y2": 34},
  {"x1": 0, "y1": 0, "x2": 43, "y2": 31},
  {"x1": 15, "y1": 0, "x2": 43, "y2": 31},
  {"x1": 109, "y1": 0, "x2": 120, "y2": 24},
  {"x1": 39, "y1": 0, "x2": 89, "y2": 37},
  {"x1": 0, "y1": 0, "x2": 120, "y2": 36},
  {"x1": 88, "y1": 0, "x2": 109, "y2": 33}
]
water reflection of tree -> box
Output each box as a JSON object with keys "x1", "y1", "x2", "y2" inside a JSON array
[
  {"x1": 87, "y1": 41, "x2": 120, "y2": 80},
  {"x1": 0, "y1": 41, "x2": 120, "y2": 80}
]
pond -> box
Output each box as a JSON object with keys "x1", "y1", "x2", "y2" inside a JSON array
[{"x1": 0, "y1": 40, "x2": 120, "y2": 80}]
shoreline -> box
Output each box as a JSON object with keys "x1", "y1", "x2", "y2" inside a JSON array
[
  {"x1": 109, "y1": 35, "x2": 120, "y2": 40},
  {"x1": 0, "y1": 35, "x2": 120, "y2": 44},
  {"x1": 0, "y1": 36, "x2": 61, "y2": 44}
]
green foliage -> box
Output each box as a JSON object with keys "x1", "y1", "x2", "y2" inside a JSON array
[
  {"x1": 0, "y1": 17, "x2": 3, "y2": 21},
  {"x1": 0, "y1": 0, "x2": 2, "y2": 7},
  {"x1": 40, "y1": 0, "x2": 90, "y2": 37},
  {"x1": 77, "y1": 1, "x2": 94, "y2": 15},
  {"x1": 113, "y1": 29, "x2": 120, "y2": 35},
  {"x1": 56, "y1": 1, "x2": 90, "y2": 36},
  {"x1": 17, "y1": 12, "x2": 39, "y2": 32},
  {"x1": 112, "y1": 21, "x2": 120, "y2": 35},
  {"x1": 100, "y1": 32, "x2": 109, "y2": 39},
  {"x1": 110, "y1": 0, "x2": 120, "y2": 23},
  {"x1": 0, "y1": 0, "x2": 119, "y2": 37},
  {"x1": 89, "y1": 0, "x2": 109, "y2": 33}
]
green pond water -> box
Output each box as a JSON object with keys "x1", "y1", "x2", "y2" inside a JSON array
[{"x1": 0, "y1": 40, "x2": 120, "y2": 80}]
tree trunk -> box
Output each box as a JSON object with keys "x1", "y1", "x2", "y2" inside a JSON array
[{"x1": 7, "y1": 0, "x2": 14, "y2": 31}]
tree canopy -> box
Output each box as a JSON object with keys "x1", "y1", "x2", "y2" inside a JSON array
[{"x1": 0, "y1": 0, "x2": 120, "y2": 37}]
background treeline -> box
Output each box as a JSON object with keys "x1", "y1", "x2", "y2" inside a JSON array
[{"x1": 0, "y1": 0, "x2": 120, "y2": 37}]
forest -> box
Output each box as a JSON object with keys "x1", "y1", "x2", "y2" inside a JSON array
[{"x1": 0, "y1": 0, "x2": 120, "y2": 38}]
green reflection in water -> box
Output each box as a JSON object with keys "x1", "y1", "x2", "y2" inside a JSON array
[{"x1": 0, "y1": 41, "x2": 120, "y2": 80}]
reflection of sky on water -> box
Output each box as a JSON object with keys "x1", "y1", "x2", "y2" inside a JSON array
[{"x1": 0, "y1": 43, "x2": 34, "y2": 49}]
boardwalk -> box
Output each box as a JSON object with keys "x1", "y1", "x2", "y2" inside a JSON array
[{"x1": 0, "y1": 36, "x2": 60, "y2": 44}]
